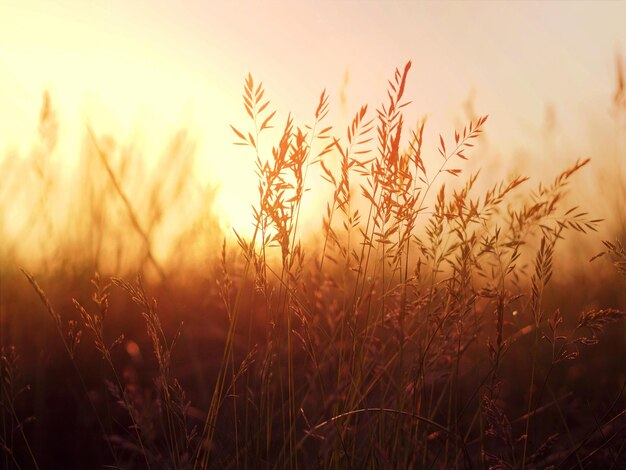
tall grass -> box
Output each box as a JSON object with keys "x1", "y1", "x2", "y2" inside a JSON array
[{"x1": 2, "y1": 62, "x2": 626, "y2": 468}]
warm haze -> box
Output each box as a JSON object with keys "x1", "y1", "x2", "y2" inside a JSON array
[
  {"x1": 2, "y1": 1, "x2": 626, "y2": 238},
  {"x1": 1, "y1": 2, "x2": 626, "y2": 469}
]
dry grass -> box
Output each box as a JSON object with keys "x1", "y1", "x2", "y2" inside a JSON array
[{"x1": 1, "y1": 61, "x2": 626, "y2": 469}]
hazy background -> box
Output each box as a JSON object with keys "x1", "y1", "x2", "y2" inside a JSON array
[{"x1": 2, "y1": 0, "x2": 626, "y2": 260}]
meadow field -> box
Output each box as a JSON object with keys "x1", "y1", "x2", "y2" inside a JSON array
[{"x1": 2, "y1": 58, "x2": 626, "y2": 469}]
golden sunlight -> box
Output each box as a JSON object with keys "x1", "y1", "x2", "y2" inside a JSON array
[
  {"x1": 2, "y1": 2, "x2": 626, "y2": 469},
  {"x1": 3, "y1": 0, "x2": 626, "y2": 246}
]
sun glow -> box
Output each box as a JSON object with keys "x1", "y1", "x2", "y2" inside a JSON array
[
  {"x1": 0, "y1": 1, "x2": 268, "y2": 246},
  {"x1": 3, "y1": 0, "x2": 626, "y2": 259}
]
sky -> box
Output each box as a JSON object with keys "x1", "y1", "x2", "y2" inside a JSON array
[{"x1": 1, "y1": 0, "x2": 626, "y2": 233}]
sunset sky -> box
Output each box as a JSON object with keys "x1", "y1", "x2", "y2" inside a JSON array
[{"x1": 2, "y1": 1, "x2": 626, "y2": 232}]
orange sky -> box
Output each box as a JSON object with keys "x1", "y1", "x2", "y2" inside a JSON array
[{"x1": 2, "y1": 1, "x2": 626, "y2": 234}]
